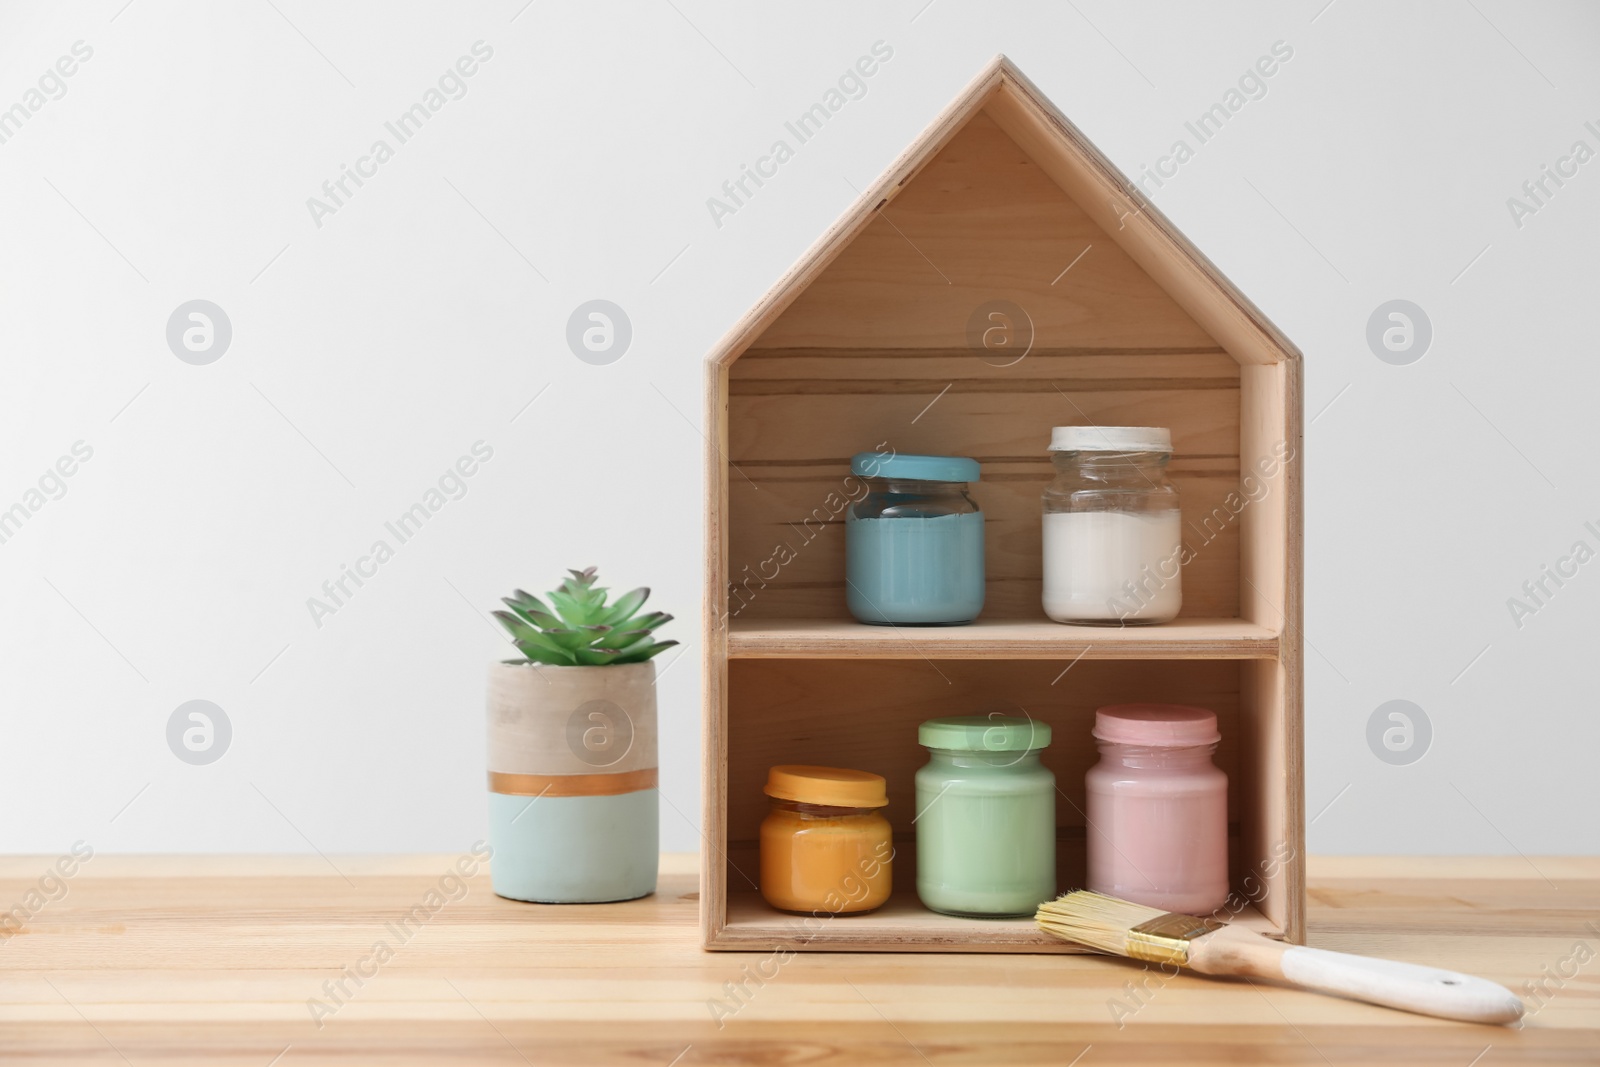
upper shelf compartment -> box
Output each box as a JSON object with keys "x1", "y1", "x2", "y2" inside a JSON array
[
  {"x1": 727, "y1": 616, "x2": 1279, "y2": 660},
  {"x1": 717, "y1": 108, "x2": 1266, "y2": 626}
]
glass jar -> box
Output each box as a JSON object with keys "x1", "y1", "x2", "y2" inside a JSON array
[
  {"x1": 915, "y1": 716, "x2": 1055, "y2": 916},
  {"x1": 846, "y1": 452, "x2": 984, "y2": 626},
  {"x1": 1085, "y1": 704, "x2": 1228, "y2": 915},
  {"x1": 1041, "y1": 426, "x2": 1182, "y2": 625},
  {"x1": 759, "y1": 765, "x2": 892, "y2": 915}
]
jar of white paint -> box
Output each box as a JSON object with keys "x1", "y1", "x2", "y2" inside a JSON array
[{"x1": 1041, "y1": 426, "x2": 1182, "y2": 625}]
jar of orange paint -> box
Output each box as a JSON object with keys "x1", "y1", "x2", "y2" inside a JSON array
[{"x1": 759, "y1": 766, "x2": 893, "y2": 915}]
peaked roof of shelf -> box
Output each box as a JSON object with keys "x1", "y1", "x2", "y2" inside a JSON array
[{"x1": 708, "y1": 55, "x2": 1300, "y2": 369}]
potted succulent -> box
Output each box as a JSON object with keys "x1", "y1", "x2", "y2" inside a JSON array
[{"x1": 485, "y1": 567, "x2": 675, "y2": 903}]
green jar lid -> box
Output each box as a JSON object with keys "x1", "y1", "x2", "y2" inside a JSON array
[{"x1": 918, "y1": 715, "x2": 1051, "y2": 752}]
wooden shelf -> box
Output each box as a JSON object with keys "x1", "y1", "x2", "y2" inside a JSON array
[
  {"x1": 715, "y1": 888, "x2": 1282, "y2": 953},
  {"x1": 703, "y1": 56, "x2": 1305, "y2": 951},
  {"x1": 727, "y1": 616, "x2": 1279, "y2": 660}
]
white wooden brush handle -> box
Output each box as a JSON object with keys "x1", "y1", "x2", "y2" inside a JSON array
[{"x1": 1188, "y1": 926, "x2": 1524, "y2": 1025}]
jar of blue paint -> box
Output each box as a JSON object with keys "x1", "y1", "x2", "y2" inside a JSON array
[{"x1": 845, "y1": 452, "x2": 984, "y2": 625}]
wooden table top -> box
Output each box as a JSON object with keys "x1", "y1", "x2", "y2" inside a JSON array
[{"x1": 1, "y1": 853, "x2": 1595, "y2": 1065}]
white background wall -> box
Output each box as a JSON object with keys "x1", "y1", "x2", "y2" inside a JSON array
[{"x1": 2, "y1": 0, "x2": 1596, "y2": 859}]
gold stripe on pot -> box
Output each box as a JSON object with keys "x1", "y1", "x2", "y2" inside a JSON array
[{"x1": 488, "y1": 768, "x2": 659, "y2": 798}]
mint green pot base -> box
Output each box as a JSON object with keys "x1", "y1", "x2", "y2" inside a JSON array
[{"x1": 488, "y1": 789, "x2": 658, "y2": 904}]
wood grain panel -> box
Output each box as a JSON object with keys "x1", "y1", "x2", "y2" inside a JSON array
[
  {"x1": 733, "y1": 346, "x2": 1239, "y2": 382},
  {"x1": 5, "y1": 855, "x2": 1596, "y2": 1062},
  {"x1": 726, "y1": 617, "x2": 1280, "y2": 660},
  {"x1": 1238, "y1": 361, "x2": 1303, "y2": 941},
  {"x1": 725, "y1": 658, "x2": 1242, "y2": 853},
  {"x1": 719, "y1": 887, "x2": 1281, "y2": 953},
  {"x1": 753, "y1": 111, "x2": 1218, "y2": 350},
  {"x1": 984, "y1": 80, "x2": 1299, "y2": 366},
  {"x1": 726, "y1": 383, "x2": 1239, "y2": 462},
  {"x1": 725, "y1": 459, "x2": 1242, "y2": 621}
]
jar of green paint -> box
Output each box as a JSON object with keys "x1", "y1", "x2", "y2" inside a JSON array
[{"x1": 914, "y1": 715, "x2": 1055, "y2": 917}]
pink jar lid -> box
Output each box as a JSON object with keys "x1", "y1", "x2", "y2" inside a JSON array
[{"x1": 1093, "y1": 704, "x2": 1220, "y2": 747}]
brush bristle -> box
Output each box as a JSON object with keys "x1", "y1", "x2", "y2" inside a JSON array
[{"x1": 1034, "y1": 890, "x2": 1172, "y2": 955}]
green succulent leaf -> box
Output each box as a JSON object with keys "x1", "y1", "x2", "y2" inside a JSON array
[
  {"x1": 506, "y1": 589, "x2": 553, "y2": 616},
  {"x1": 613, "y1": 638, "x2": 678, "y2": 664},
  {"x1": 548, "y1": 590, "x2": 604, "y2": 627},
  {"x1": 596, "y1": 628, "x2": 651, "y2": 649},
  {"x1": 602, "y1": 587, "x2": 649, "y2": 626},
  {"x1": 612, "y1": 611, "x2": 670, "y2": 634},
  {"x1": 540, "y1": 628, "x2": 595, "y2": 651},
  {"x1": 502, "y1": 599, "x2": 563, "y2": 630},
  {"x1": 492, "y1": 569, "x2": 672, "y2": 666},
  {"x1": 493, "y1": 611, "x2": 578, "y2": 665},
  {"x1": 559, "y1": 569, "x2": 605, "y2": 606},
  {"x1": 516, "y1": 643, "x2": 575, "y2": 665},
  {"x1": 491, "y1": 611, "x2": 562, "y2": 651},
  {"x1": 609, "y1": 636, "x2": 661, "y2": 658}
]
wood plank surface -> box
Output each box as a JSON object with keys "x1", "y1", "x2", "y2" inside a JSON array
[
  {"x1": 983, "y1": 72, "x2": 1299, "y2": 367},
  {"x1": 0, "y1": 855, "x2": 1594, "y2": 1065},
  {"x1": 726, "y1": 616, "x2": 1278, "y2": 659},
  {"x1": 750, "y1": 111, "x2": 1216, "y2": 350},
  {"x1": 718, "y1": 888, "x2": 1282, "y2": 952}
]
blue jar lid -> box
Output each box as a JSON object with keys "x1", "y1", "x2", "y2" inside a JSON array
[{"x1": 851, "y1": 452, "x2": 980, "y2": 483}]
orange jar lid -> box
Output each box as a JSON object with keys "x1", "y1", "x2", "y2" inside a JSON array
[{"x1": 764, "y1": 765, "x2": 888, "y2": 808}]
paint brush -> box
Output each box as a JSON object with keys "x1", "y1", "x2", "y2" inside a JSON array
[{"x1": 1036, "y1": 890, "x2": 1524, "y2": 1025}]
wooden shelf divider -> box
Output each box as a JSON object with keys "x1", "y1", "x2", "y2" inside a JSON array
[
  {"x1": 727, "y1": 616, "x2": 1279, "y2": 660},
  {"x1": 721, "y1": 889, "x2": 1283, "y2": 953}
]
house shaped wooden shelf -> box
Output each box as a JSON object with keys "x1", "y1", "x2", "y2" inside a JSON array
[{"x1": 702, "y1": 56, "x2": 1304, "y2": 951}]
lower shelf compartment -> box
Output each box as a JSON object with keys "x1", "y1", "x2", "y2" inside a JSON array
[
  {"x1": 713, "y1": 887, "x2": 1283, "y2": 953},
  {"x1": 711, "y1": 655, "x2": 1302, "y2": 950}
]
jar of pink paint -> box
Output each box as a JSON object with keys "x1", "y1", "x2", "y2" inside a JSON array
[{"x1": 1085, "y1": 704, "x2": 1228, "y2": 915}]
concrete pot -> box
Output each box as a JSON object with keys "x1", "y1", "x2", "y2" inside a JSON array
[{"x1": 485, "y1": 660, "x2": 659, "y2": 903}]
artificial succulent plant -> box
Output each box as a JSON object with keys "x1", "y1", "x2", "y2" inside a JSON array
[{"x1": 493, "y1": 567, "x2": 676, "y2": 666}]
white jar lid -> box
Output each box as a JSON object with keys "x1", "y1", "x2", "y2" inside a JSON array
[{"x1": 1049, "y1": 425, "x2": 1172, "y2": 453}]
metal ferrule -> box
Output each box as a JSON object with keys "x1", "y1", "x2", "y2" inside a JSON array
[{"x1": 1124, "y1": 913, "x2": 1225, "y2": 966}]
